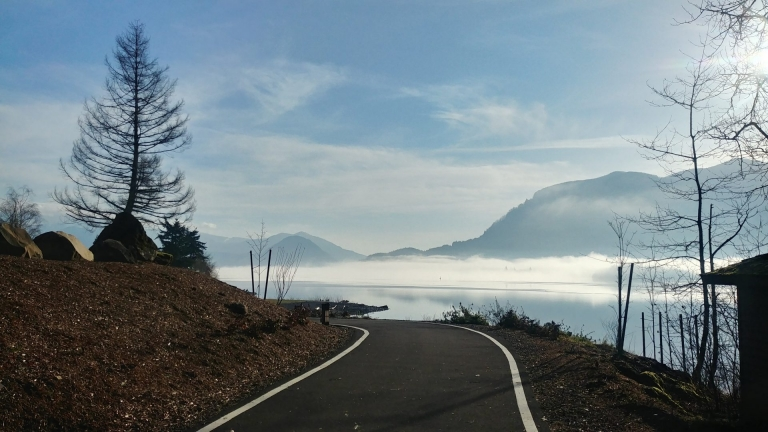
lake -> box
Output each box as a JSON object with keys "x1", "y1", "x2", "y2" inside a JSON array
[{"x1": 219, "y1": 254, "x2": 654, "y2": 353}]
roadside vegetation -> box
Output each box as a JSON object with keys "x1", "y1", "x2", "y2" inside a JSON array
[
  {"x1": 439, "y1": 299, "x2": 593, "y2": 343},
  {"x1": 437, "y1": 300, "x2": 738, "y2": 431}
]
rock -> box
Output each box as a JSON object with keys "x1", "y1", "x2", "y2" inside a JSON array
[
  {"x1": 34, "y1": 231, "x2": 94, "y2": 261},
  {"x1": 90, "y1": 239, "x2": 136, "y2": 263},
  {"x1": 154, "y1": 251, "x2": 173, "y2": 266},
  {"x1": 225, "y1": 302, "x2": 248, "y2": 315},
  {"x1": 93, "y1": 212, "x2": 157, "y2": 262},
  {"x1": 0, "y1": 223, "x2": 43, "y2": 259}
]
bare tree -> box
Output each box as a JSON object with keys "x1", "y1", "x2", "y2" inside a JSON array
[
  {"x1": 246, "y1": 220, "x2": 269, "y2": 297},
  {"x1": 683, "y1": 2, "x2": 768, "y2": 197},
  {"x1": 628, "y1": 41, "x2": 760, "y2": 383},
  {"x1": 54, "y1": 21, "x2": 194, "y2": 228},
  {"x1": 0, "y1": 186, "x2": 43, "y2": 236},
  {"x1": 272, "y1": 244, "x2": 305, "y2": 305},
  {"x1": 608, "y1": 215, "x2": 635, "y2": 354}
]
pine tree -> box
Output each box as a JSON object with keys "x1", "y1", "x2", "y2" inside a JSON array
[{"x1": 157, "y1": 220, "x2": 215, "y2": 276}]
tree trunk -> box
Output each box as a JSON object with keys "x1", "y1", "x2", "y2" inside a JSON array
[
  {"x1": 125, "y1": 45, "x2": 141, "y2": 214},
  {"x1": 691, "y1": 143, "x2": 709, "y2": 383},
  {"x1": 694, "y1": 282, "x2": 710, "y2": 382},
  {"x1": 709, "y1": 285, "x2": 719, "y2": 388}
]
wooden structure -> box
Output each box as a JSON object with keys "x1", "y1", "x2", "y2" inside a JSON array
[
  {"x1": 702, "y1": 253, "x2": 768, "y2": 428},
  {"x1": 320, "y1": 302, "x2": 330, "y2": 326}
]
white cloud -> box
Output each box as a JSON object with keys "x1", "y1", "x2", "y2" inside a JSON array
[
  {"x1": 434, "y1": 101, "x2": 548, "y2": 140},
  {"x1": 400, "y1": 84, "x2": 549, "y2": 142},
  {"x1": 0, "y1": 100, "x2": 80, "y2": 194},
  {"x1": 179, "y1": 59, "x2": 346, "y2": 124},
  {"x1": 434, "y1": 135, "x2": 639, "y2": 153},
  {"x1": 178, "y1": 131, "x2": 599, "y2": 253}
]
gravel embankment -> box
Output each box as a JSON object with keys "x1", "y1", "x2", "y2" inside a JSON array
[{"x1": 0, "y1": 256, "x2": 350, "y2": 431}]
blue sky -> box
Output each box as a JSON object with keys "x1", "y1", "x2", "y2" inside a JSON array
[{"x1": 1, "y1": 0, "x2": 702, "y2": 254}]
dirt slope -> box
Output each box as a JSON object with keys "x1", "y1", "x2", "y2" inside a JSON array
[
  {"x1": 481, "y1": 327, "x2": 737, "y2": 431},
  {"x1": 0, "y1": 256, "x2": 349, "y2": 431}
]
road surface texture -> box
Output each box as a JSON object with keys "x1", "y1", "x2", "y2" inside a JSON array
[{"x1": 199, "y1": 319, "x2": 548, "y2": 431}]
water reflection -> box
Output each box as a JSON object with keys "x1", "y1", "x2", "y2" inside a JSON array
[{"x1": 219, "y1": 255, "x2": 621, "y2": 342}]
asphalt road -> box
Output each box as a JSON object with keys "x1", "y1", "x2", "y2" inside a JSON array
[{"x1": 199, "y1": 319, "x2": 547, "y2": 432}]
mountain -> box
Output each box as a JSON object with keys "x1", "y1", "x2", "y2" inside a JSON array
[
  {"x1": 426, "y1": 171, "x2": 665, "y2": 258},
  {"x1": 366, "y1": 247, "x2": 425, "y2": 260},
  {"x1": 369, "y1": 170, "x2": 684, "y2": 259},
  {"x1": 270, "y1": 235, "x2": 335, "y2": 266},
  {"x1": 292, "y1": 232, "x2": 365, "y2": 262},
  {"x1": 199, "y1": 232, "x2": 363, "y2": 267}
]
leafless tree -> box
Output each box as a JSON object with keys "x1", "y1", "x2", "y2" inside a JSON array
[
  {"x1": 272, "y1": 244, "x2": 305, "y2": 305},
  {"x1": 608, "y1": 215, "x2": 635, "y2": 354},
  {"x1": 0, "y1": 186, "x2": 43, "y2": 236},
  {"x1": 628, "y1": 41, "x2": 760, "y2": 383},
  {"x1": 685, "y1": 2, "x2": 768, "y2": 190},
  {"x1": 246, "y1": 220, "x2": 269, "y2": 297},
  {"x1": 54, "y1": 21, "x2": 194, "y2": 228}
]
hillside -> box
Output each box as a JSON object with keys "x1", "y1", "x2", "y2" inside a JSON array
[
  {"x1": 200, "y1": 232, "x2": 364, "y2": 267},
  {"x1": 426, "y1": 171, "x2": 664, "y2": 258},
  {"x1": 368, "y1": 161, "x2": 765, "y2": 260},
  {"x1": 0, "y1": 256, "x2": 350, "y2": 431},
  {"x1": 271, "y1": 235, "x2": 335, "y2": 265}
]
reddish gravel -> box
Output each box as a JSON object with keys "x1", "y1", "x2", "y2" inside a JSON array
[{"x1": 0, "y1": 256, "x2": 350, "y2": 431}]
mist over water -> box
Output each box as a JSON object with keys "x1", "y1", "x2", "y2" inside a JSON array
[{"x1": 218, "y1": 255, "x2": 640, "y2": 343}]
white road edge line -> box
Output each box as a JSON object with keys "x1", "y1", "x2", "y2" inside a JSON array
[
  {"x1": 196, "y1": 324, "x2": 369, "y2": 432},
  {"x1": 439, "y1": 324, "x2": 539, "y2": 432}
]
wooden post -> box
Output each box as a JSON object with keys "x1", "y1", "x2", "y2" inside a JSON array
[
  {"x1": 249, "y1": 250, "x2": 255, "y2": 296},
  {"x1": 321, "y1": 302, "x2": 330, "y2": 325},
  {"x1": 620, "y1": 263, "x2": 634, "y2": 350},
  {"x1": 642, "y1": 312, "x2": 646, "y2": 357},
  {"x1": 617, "y1": 266, "x2": 623, "y2": 352},
  {"x1": 659, "y1": 311, "x2": 664, "y2": 365},
  {"x1": 680, "y1": 313, "x2": 686, "y2": 373},
  {"x1": 667, "y1": 313, "x2": 672, "y2": 369},
  {"x1": 263, "y1": 249, "x2": 272, "y2": 300}
]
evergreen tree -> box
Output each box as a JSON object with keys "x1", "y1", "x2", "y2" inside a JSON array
[
  {"x1": 157, "y1": 220, "x2": 215, "y2": 276},
  {"x1": 54, "y1": 21, "x2": 194, "y2": 228}
]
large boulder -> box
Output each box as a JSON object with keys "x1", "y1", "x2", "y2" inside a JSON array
[
  {"x1": 90, "y1": 239, "x2": 136, "y2": 263},
  {"x1": 93, "y1": 212, "x2": 157, "y2": 262},
  {"x1": 0, "y1": 223, "x2": 43, "y2": 259},
  {"x1": 34, "y1": 231, "x2": 94, "y2": 261}
]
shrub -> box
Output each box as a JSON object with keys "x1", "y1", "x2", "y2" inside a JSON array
[
  {"x1": 440, "y1": 303, "x2": 489, "y2": 326},
  {"x1": 481, "y1": 298, "x2": 594, "y2": 342}
]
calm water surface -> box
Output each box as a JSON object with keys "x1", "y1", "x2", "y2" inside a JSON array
[{"x1": 217, "y1": 255, "x2": 651, "y2": 346}]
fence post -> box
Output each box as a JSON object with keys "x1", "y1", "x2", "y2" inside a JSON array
[
  {"x1": 620, "y1": 263, "x2": 634, "y2": 352},
  {"x1": 659, "y1": 311, "x2": 664, "y2": 365},
  {"x1": 679, "y1": 314, "x2": 686, "y2": 373},
  {"x1": 250, "y1": 250, "x2": 255, "y2": 296},
  {"x1": 617, "y1": 266, "x2": 623, "y2": 352},
  {"x1": 263, "y1": 249, "x2": 272, "y2": 300},
  {"x1": 667, "y1": 313, "x2": 672, "y2": 369},
  {"x1": 642, "y1": 312, "x2": 646, "y2": 357}
]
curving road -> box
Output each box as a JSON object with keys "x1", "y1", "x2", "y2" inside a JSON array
[{"x1": 198, "y1": 319, "x2": 548, "y2": 432}]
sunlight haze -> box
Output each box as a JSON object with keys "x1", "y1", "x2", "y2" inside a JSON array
[{"x1": 1, "y1": 1, "x2": 697, "y2": 254}]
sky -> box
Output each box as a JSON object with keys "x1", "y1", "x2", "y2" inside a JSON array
[{"x1": 0, "y1": 0, "x2": 706, "y2": 255}]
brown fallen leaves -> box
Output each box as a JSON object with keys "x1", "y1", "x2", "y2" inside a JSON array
[{"x1": 0, "y1": 256, "x2": 350, "y2": 431}]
